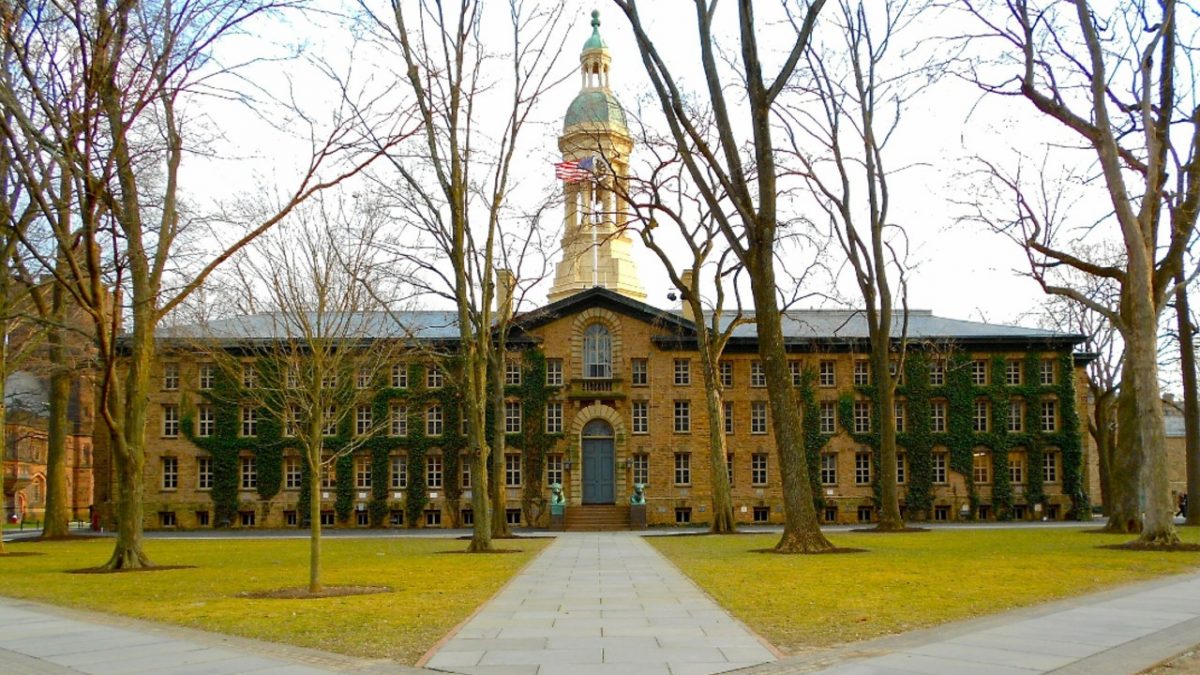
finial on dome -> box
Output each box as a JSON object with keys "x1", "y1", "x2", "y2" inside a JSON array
[
  {"x1": 591, "y1": 9, "x2": 600, "y2": 28},
  {"x1": 583, "y1": 9, "x2": 607, "y2": 51}
]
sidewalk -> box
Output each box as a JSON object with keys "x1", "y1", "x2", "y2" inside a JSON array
[
  {"x1": 742, "y1": 570, "x2": 1200, "y2": 674},
  {"x1": 422, "y1": 532, "x2": 778, "y2": 675}
]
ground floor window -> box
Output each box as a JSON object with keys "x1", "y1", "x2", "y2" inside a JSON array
[
  {"x1": 752, "y1": 506, "x2": 769, "y2": 523},
  {"x1": 356, "y1": 510, "x2": 369, "y2": 526},
  {"x1": 977, "y1": 504, "x2": 991, "y2": 520},
  {"x1": 460, "y1": 509, "x2": 473, "y2": 526},
  {"x1": 823, "y1": 505, "x2": 838, "y2": 523},
  {"x1": 240, "y1": 510, "x2": 256, "y2": 527},
  {"x1": 195, "y1": 510, "x2": 210, "y2": 527},
  {"x1": 1045, "y1": 504, "x2": 1060, "y2": 520},
  {"x1": 320, "y1": 511, "x2": 335, "y2": 526},
  {"x1": 425, "y1": 509, "x2": 442, "y2": 526},
  {"x1": 390, "y1": 510, "x2": 405, "y2": 527},
  {"x1": 857, "y1": 505, "x2": 873, "y2": 523},
  {"x1": 506, "y1": 508, "x2": 521, "y2": 525},
  {"x1": 285, "y1": 510, "x2": 298, "y2": 526},
  {"x1": 159, "y1": 511, "x2": 176, "y2": 527},
  {"x1": 934, "y1": 505, "x2": 949, "y2": 521},
  {"x1": 675, "y1": 507, "x2": 692, "y2": 524},
  {"x1": 1012, "y1": 504, "x2": 1026, "y2": 520}
]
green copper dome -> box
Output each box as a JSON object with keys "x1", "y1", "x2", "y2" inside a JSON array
[
  {"x1": 583, "y1": 10, "x2": 606, "y2": 50},
  {"x1": 564, "y1": 90, "x2": 628, "y2": 132}
]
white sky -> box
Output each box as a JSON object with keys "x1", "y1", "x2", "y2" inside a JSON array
[{"x1": 179, "y1": 1, "x2": 1183, "y2": 385}]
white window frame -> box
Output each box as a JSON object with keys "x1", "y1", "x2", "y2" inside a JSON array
[
  {"x1": 426, "y1": 455, "x2": 443, "y2": 488},
  {"x1": 198, "y1": 363, "x2": 214, "y2": 390},
  {"x1": 162, "y1": 405, "x2": 179, "y2": 438},
  {"x1": 819, "y1": 360, "x2": 836, "y2": 387},
  {"x1": 583, "y1": 323, "x2": 612, "y2": 379},
  {"x1": 197, "y1": 405, "x2": 215, "y2": 438},
  {"x1": 392, "y1": 364, "x2": 408, "y2": 388},
  {"x1": 751, "y1": 401, "x2": 768, "y2": 434},
  {"x1": 546, "y1": 359, "x2": 563, "y2": 386},
  {"x1": 391, "y1": 403, "x2": 408, "y2": 437},
  {"x1": 505, "y1": 453, "x2": 522, "y2": 487},
  {"x1": 632, "y1": 454, "x2": 649, "y2": 485},
  {"x1": 505, "y1": 359, "x2": 522, "y2": 386},
  {"x1": 674, "y1": 358, "x2": 691, "y2": 386},
  {"x1": 751, "y1": 453, "x2": 768, "y2": 485},
  {"x1": 631, "y1": 358, "x2": 648, "y2": 386},
  {"x1": 391, "y1": 456, "x2": 407, "y2": 488},
  {"x1": 820, "y1": 453, "x2": 837, "y2": 485},
  {"x1": 545, "y1": 401, "x2": 563, "y2": 434},
  {"x1": 162, "y1": 456, "x2": 178, "y2": 489},
  {"x1": 241, "y1": 456, "x2": 257, "y2": 490},
  {"x1": 356, "y1": 405, "x2": 372, "y2": 436},
  {"x1": 820, "y1": 401, "x2": 836, "y2": 434},
  {"x1": 674, "y1": 400, "x2": 691, "y2": 433},
  {"x1": 674, "y1": 452, "x2": 691, "y2": 486},
  {"x1": 241, "y1": 406, "x2": 257, "y2": 437},
  {"x1": 854, "y1": 452, "x2": 871, "y2": 485},
  {"x1": 632, "y1": 401, "x2": 648, "y2": 434},
  {"x1": 197, "y1": 457, "x2": 213, "y2": 490},
  {"x1": 163, "y1": 363, "x2": 179, "y2": 391},
  {"x1": 719, "y1": 360, "x2": 733, "y2": 388},
  {"x1": 427, "y1": 404, "x2": 444, "y2": 436},
  {"x1": 505, "y1": 400, "x2": 522, "y2": 434},
  {"x1": 853, "y1": 400, "x2": 871, "y2": 434},
  {"x1": 750, "y1": 361, "x2": 766, "y2": 387}
]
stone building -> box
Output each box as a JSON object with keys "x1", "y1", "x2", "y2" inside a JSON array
[{"x1": 112, "y1": 14, "x2": 1093, "y2": 531}]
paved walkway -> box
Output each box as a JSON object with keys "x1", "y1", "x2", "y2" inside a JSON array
[{"x1": 423, "y1": 532, "x2": 777, "y2": 675}]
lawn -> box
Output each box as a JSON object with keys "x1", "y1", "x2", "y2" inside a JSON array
[
  {"x1": 649, "y1": 527, "x2": 1200, "y2": 654},
  {"x1": 0, "y1": 536, "x2": 548, "y2": 664}
]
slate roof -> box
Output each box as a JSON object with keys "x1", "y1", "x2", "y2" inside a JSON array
[{"x1": 157, "y1": 311, "x2": 462, "y2": 342}]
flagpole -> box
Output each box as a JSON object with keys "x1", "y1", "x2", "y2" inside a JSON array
[{"x1": 591, "y1": 192, "x2": 600, "y2": 288}]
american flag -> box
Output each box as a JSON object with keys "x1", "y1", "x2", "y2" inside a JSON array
[{"x1": 554, "y1": 156, "x2": 595, "y2": 183}]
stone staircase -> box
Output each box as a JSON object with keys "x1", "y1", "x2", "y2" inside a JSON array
[{"x1": 564, "y1": 504, "x2": 631, "y2": 531}]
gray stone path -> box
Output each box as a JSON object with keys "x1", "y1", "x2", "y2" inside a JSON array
[
  {"x1": 422, "y1": 532, "x2": 777, "y2": 675},
  {"x1": 0, "y1": 598, "x2": 411, "y2": 674}
]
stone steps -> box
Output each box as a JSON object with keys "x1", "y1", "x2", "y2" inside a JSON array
[{"x1": 564, "y1": 504, "x2": 631, "y2": 531}]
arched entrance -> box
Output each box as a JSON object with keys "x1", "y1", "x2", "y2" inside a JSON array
[{"x1": 581, "y1": 419, "x2": 615, "y2": 504}]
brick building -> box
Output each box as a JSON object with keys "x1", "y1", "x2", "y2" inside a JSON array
[{"x1": 110, "y1": 14, "x2": 1093, "y2": 531}]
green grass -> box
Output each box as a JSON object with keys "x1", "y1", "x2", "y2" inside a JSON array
[
  {"x1": 0, "y1": 536, "x2": 547, "y2": 664},
  {"x1": 649, "y1": 527, "x2": 1200, "y2": 653}
]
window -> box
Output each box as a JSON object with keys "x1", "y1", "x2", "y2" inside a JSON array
[
  {"x1": 632, "y1": 454, "x2": 649, "y2": 485},
  {"x1": 162, "y1": 405, "x2": 179, "y2": 438},
  {"x1": 897, "y1": 454, "x2": 906, "y2": 484},
  {"x1": 356, "y1": 456, "x2": 371, "y2": 489},
  {"x1": 198, "y1": 457, "x2": 213, "y2": 490},
  {"x1": 284, "y1": 405, "x2": 300, "y2": 437},
  {"x1": 426, "y1": 455, "x2": 443, "y2": 488},
  {"x1": 971, "y1": 359, "x2": 988, "y2": 385},
  {"x1": 751, "y1": 401, "x2": 768, "y2": 434},
  {"x1": 426, "y1": 404, "x2": 444, "y2": 436},
  {"x1": 819, "y1": 360, "x2": 836, "y2": 387},
  {"x1": 750, "y1": 361, "x2": 766, "y2": 387},
  {"x1": 889, "y1": 360, "x2": 903, "y2": 384},
  {"x1": 505, "y1": 400, "x2": 522, "y2": 433},
  {"x1": 631, "y1": 358, "x2": 648, "y2": 386},
  {"x1": 934, "y1": 505, "x2": 949, "y2": 521},
  {"x1": 973, "y1": 451, "x2": 991, "y2": 484},
  {"x1": 240, "y1": 511, "x2": 256, "y2": 527},
  {"x1": 1040, "y1": 359, "x2": 1056, "y2": 385},
  {"x1": 322, "y1": 460, "x2": 335, "y2": 489},
  {"x1": 853, "y1": 360, "x2": 870, "y2": 385},
  {"x1": 241, "y1": 406, "x2": 257, "y2": 437},
  {"x1": 506, "y1": 509, "x2": 522, "y2": 525},
  {"x1": 546, "y1": 359, "x2": 563, "y2": 386},
  {"x1": 854, "y1": 400, "x2": 871, "y2": 434},
  {"x1": 1005, "y1": 360, "x2": 1022, "y2": 385},
  {"x1": 1009, "y1": 452, "x2": 1024, "y2": 484},
  {"x1": 719, "y1": 361, "x2": 733, "y2": 388},
  {"x1": 675, "y1": 507, "x2": 692, "y2": 524},
  {"x1": 790, "y1": 360, "x2": 803, "y2": 386},
  {"x1": 583, "y1": 323, "x2": 612, "y2": 378},
  {"x1": 160, "y1": 511, "x2": 176, "y2": 527},
  {"x1": 751, "y1": 453, "x2": 768, "y2": 485},
  {"x1": 285, "y1": 457, "x2": 302, "y2": 489},
  {"x1": 858, "y1": 505, "x2": 874, "y2": 523},
  {"x1": 1043, "y1": 451, "x2": 1060, "y2": 482},
  {"x1": 321, "y1": 371, "x2": 338, "y2": 389},
  {"x1": 356, "y1": 405, "x2": 372, "y2": 436},
  {"x1": 973, "y1": 399, "x2": 990, "y2": 432},
  {"x1": 547, "y1": 454, "x2": 564, "y2": 486},
  {"x1": 391, "y1": 363, "x2": 408, "y2": 388},
  {"x1": 320, "y1": 511, "x2": 335, "y2": 526},
  {"x1": 197, "y1": 405, "x2": 214, "y2": 438},
  {"x1": 674, "y1": 400, "x2": 691, "y2": 433},
  {"x1": 632, "y1": 401, "x2": 649, "y2": 434},
  {"x1": 894, "y1": 401, "x2": 906, "y2": 433},
  {"x1": 505, "y1": 454, "x2": 522, "y2": 487},
  {"x1": 726, "y1": 453, "x2": 734, "y2": 485},
  {"x1": 753, "y1": 506, "x2": 769, "y2": 523},
  {"x1": 933, "y1": 452, "x2": 947, "y2": 483},
  {"x1": 163, "y1": 363, "x2": 179, "y2": 390},
  {"x1": 820, "y1": 453, "x2": 837, "y2": 485},
  {"x1": 1008, "y1": 400, "x2": 1024, "y2": 432},
  {"x1": 356, "y1": 368, "x2": 372, "y2": 389},
  {"x1": 391, "y1": 456, "x2": 407, "y2": 488},
  {"x1": 198, "y1": 363, "x2": 214, "y2": 390},
  {"x1": 162, "y1": 457, "x2": 178, "y2": 489},
  {"x1": 674, "y1": 358, "x2": 691, "y2": 385},
  {"x1": 931, "y1": 400, "x2": 947, "y2": 433},
  {"x1": 824, "y1": 505, "x2": 839, "y2": 523},
  {"x1": 505, "y1": 359, "x2": 522, "y2": 385},
  {"x1": 461, "y1": 462, "x2": 471, "y2": 489},
  {"x1": 285, "y1": 365, "x2": 300, "y2": 389},
  {"x1": 723, "y1": 401, "x2": 734, "y2": 435},
  {"x1": 242, "y1": 363, "x2": 257, "y2": 389},
  {"x1": 1041, "y1": 400, "x2": 1058, "y2": 432},
  {"x1": 323, "y1": 405, "x2": 337, "y2": 436},
  {"x1": 855, "y1": 452, "x2": 872, "y2": 485},
  {"x1": 545, "y1": 401, "x2": 563, "y2": 433},
  {"x1": 426, "y1": 365, "x2": 443, "y2": 389},
  {"x1": 820, "y1": 401, "x2": 836, "y2": 434},
  {"x1": 930, "y1": 360, "x2": 945, "y2": 386},
  {"x1": 391, "y1": 404, "x2": 408, "y2": 437},
  {"x1": 674, "y1": 453, "x2": 691, "y2": 485},
  {"x1": 196, "y1": 510, "x2": 210, "y2": 527},
  {"x1": 241, "y1": 456, "x2": 257, "y2": 490}
]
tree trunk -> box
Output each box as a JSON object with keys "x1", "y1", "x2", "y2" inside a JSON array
[
  {"x1": 308, "y1": 460, "x2": 323, "y2": 592},
  {"x1": 467, "y1": 349, "x2": 494, "y2": 552},
  {"x1": 43, "y1": 278, "x2": 71, "y2": 537},
  {"x1": 1126, "y1": 301, "x2": 1179, "y2": 545},
  {"x1": 1174, "y1": 272, "x2": 1200, "y2": 526},
  {"x1": 873, "y1": 340, "x2": 904, "y2": 530},
  {"x1": 0, "y1": 337, "x2": 6, "y2": 554},
  {"x1": 700, "y1": 357, "x2": 735, "y2": 533},
  {"x1": 489, "y1": 352, "x2": 512, "y2": 538},
  {"x1": 1106, "y1": 383, "x2": 1144, "y2": 533},
  {"x1": 747, "y1": 258, "x2": 833, "y2": 553},
  {"x1": 1091, "y1": 389, "x2": 1116, "y2": 517},
  {"x1": 102, "y1": 447, "x2": 151, "y2": 569}
]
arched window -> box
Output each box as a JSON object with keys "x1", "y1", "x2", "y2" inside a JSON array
[
  {"x1": 582, "y1": 419, "x2": 614, "y2": 438},
  {"x1": 583, "y1": 323, "x2": 612, "y2": 378}
]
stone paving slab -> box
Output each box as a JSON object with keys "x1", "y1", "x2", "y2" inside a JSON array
[{"x1": 423, "y1": 532, "x2": 777, "y2": 675}]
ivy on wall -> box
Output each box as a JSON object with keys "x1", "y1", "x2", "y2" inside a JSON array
[{"x1": 797, "y1": 368, "x2": 832, "y2": 511}]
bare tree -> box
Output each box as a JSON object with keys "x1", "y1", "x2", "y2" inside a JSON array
[
  {"x1": 0, "y1": 0, "x2": 401, "y2": 568},
  {"x1": 958, "y1": 0, "x2": 1198, "y2": 545},
  {"x1": 353, "y1": 0, "x2": 569, "y2": 551},
  {"x1": 783, "y1": 0, "x2": 925, "y2": 530},
  {"x1": 612, "y1": 0, "x2": 833, "y2": 552},
  {"x1": 1171, "y1": 266, "x2": 1199, "y2": 525},
  {"x1": 193, "y1": 198, "x2": 400, "y2": 593}
]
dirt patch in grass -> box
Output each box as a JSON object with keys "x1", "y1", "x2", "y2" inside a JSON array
[
  {"x1": 66, "y1": 565, "x2": 197, "y2": 574},
  {"x1": 751, "y1": 547, "x2": 867, "y2": 555},
  {"x1": 239, "y1": 586, "x2": 391, "y2": 600},
  {"x1": 1099, "y1": 542, "x2": 1200, "y2": 552}
]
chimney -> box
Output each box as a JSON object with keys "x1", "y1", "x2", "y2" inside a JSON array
[
  {"x1": 679, "y1": 269, "x2": 695, "y2": 322},
  {"x1": 496, "y1": 269, "x2": 516, "y2": 321}
]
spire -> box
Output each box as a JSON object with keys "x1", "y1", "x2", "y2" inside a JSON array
[
  {"x1": 583, "y1": 10, "x2": 606, "y2": 51},
  {"x1": 578, "y1": 9, "x2": 611, "y2": 92}
]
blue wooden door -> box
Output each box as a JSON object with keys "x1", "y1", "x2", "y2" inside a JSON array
[{"x1": 582, "y1": 438, "x2": 615, "y2": 504}]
